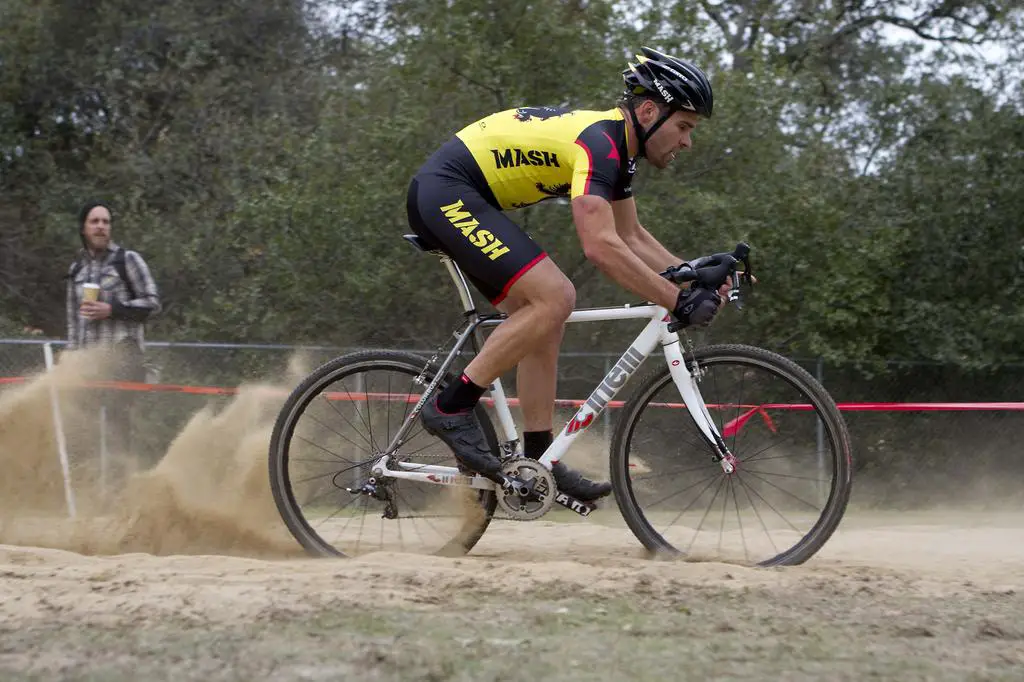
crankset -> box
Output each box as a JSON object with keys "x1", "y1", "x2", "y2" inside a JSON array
[
  {"x1": 495, "y1": 459, "x2": 600, "y2": 520},
  {"x1": 495, "y1": 459, "x2": 555, "y2": 520}
]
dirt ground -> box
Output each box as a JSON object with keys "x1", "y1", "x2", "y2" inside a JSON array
[{"x1": 1, "y1": 351, "x2": 1022, "y2": 681}]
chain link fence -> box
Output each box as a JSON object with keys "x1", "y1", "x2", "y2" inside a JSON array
[{"x1": 1, "y1": 338, "x2": 1021, "y2": 510}]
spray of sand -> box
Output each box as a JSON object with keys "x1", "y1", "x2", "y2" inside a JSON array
[{"x1": 0, "y1": 347, "x2": 307, "y2": 558}]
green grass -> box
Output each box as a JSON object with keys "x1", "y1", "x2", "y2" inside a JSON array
[{"x1": 3, "y1": 580, "x2": 1021, "y2": 681}]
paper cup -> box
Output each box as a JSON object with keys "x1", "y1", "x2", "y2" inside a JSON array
[{"x1": 82, "y1": 283, "x2": 101, "y2": 302}]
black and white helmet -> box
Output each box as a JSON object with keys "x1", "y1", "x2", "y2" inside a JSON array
[{"x1": 623, "y1": 47, "x2": 714, "y2": 118}]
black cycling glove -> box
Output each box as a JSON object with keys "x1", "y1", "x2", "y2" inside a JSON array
[{"x1": 673, "y1": 286, "x2": 721, "y2": 328}]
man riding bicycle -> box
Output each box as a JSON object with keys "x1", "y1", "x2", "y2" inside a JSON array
[{"x1": 406, "y1": 47, "x2": 729, "y2": 503}]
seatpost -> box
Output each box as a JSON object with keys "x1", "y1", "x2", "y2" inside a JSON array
[{"x1": 440, "y1": 254, "x2": 478, "y2": 314}]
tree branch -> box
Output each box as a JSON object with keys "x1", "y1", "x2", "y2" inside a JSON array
[
  {"x1": 698, "y1": 0, "x2": 735, "y2": 41},
  {"x1": 448, "y1": 60, "x2": 505, "y2": 110}
]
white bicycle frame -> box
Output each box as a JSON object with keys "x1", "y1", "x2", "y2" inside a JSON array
[{"x1": 373, "y1": 249, "x2": 734, "y2": 492}]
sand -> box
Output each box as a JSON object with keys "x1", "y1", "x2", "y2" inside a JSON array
[{"x1": 0, "y1": 350, "x2": 1022, "y2": 681}]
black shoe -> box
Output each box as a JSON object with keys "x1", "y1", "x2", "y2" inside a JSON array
[
  {"x1": 551, "y1": 462, "x2": 612, "y2": 502},
  {"x1": 420, "y1": 398, "x2": 503, "y2": 479}
]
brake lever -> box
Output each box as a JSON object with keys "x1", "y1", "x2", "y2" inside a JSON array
[
  {"x1": 734, "y1": 242, "x2": 754, "y2": 287},
  {"x1": 728, "y1": 271, "x2": 743, "y2": 309},
  {"x1": 728, "y1": 242, "x2": 753, "y2": 309}
]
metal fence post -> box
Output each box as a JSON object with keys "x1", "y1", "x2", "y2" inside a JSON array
[
  {"x1": 43, "y1": 342, "x2": 77, "y2": 518},
  {"x1": 99, "y1": 405, "x2": 108, "y2": 497},
  {"x1": 353, "y1": 371, "x2": 364, "y2": 488},
  {"x1": 816, "y1": 356, "x2": 826, "y2": 499}
]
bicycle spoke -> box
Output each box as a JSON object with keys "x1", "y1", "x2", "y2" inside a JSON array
[
  {"x1": 717, "y1": 476, "x2": 730, "y2": 555},
  {"x1": 292, "y1": 467, "x2": 354, "y2": 487},
  {"x1": 616, "y1": 346, "x2": 850, "y2": 566},
  {"x1": 402, "y1": 438, "x2": 453, "y2": 460},
  {"x1": 740, "y1": 469, "x2": 822, "y2": 513},
  {"x1": 395, "y1": 487, "x2": 458, "y2": 544},
  {"x1": 300, "y1": 412, "x2": 372, "y2": 457},
  {"x1": 643, "y1": 470, "x2": 721, "y2": 510},
  {"x1": 735, "y1": 475, "x2": 780, "y2": 556},
  {"x1": 734, "y1": 476, "x2": 804, "y2": 534},
  {"x1": 656, "y1": 472, "x2": 723, "y2": 538},
  {"x1": 731, "y1": 477, "x2": 749, "y2": 563},
  {"x1": 290, "y1": 456, "x2": 362, "y2": 466},
  {"x1": 397, "y1": 504, "x2": 406, "y2": 553},
  {"x1": 628, "y1": 461, "x2": 719, "y2": 483},
  {"x1": 685, "y1": 475, "x2": 726, "y2": 555},
  {"x1": 331, "y1": 377, "x2": 378, "y2": 452},
  {"x1": 273, "y1": 354, "x2": 496, "y2": 558},
  {"x1": 730, "y1": 367, "x2": 749, "y2": 456},
  {"x1": 631, "y1": 432, "x2": 713, "y2": 460},
  {"x1": 738, "y1": 434, "x2": 807, "y2": 464},
  {"x1": 740, "y1": 452, "x2": 811, "y2": 464},
  {"x1": 712, "y1": 364, "x2": 724, "y2": 442},
  {"x1": 397, "y1": 371, "x2": 423, "y2": 439},
  {"x1": 361, "y1": 373, "x2": 378, "y2": 454},
  {"x1": 742, "y1": 469, "x2": 827, "y2": 483},
  {"x1": 310, "y1": 493, "x2": 362, "y2": 530},
  {"x1": 353, "y1": 496, "x2": 369, "y2": 556}
]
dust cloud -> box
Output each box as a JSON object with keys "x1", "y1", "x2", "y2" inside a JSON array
[{"x1": 0, "y1": 347, "x2": 303, "y2": 558}]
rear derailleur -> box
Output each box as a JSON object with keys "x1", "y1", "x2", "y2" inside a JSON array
[{"x1": 344, "y1": 475, "x2": 398, "y2": 520}]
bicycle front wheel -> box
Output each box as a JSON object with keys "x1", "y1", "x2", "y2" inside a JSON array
[
  {"x1": 610, "y1": 344, "x2": 852, "y2": 566},
  {"x1": 269, "y1": 350, "x2": 498, "y2": 558}
]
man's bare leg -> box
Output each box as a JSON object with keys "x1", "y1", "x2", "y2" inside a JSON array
[
  {"x1": 514, "y1": 329, "x2": 563, "y2": 432},
  {"x1": 463, "y1": 262, "x2": 611, "y2": 500},
  {"x1": 420, "y1": 258, "x2": 611, "y2": 499},
  {"x1": 498, "y1": 296, "x2": 563, "y2": 462},
  {"x1": 461, "y1": 258, "x2": 575, "y2": 388},
  {"x1": 420, "y1": 259, "x2": 573, "y2": 482},
  {"x1": 492, "y1": 296, "x2": 565, "y2": 434}
]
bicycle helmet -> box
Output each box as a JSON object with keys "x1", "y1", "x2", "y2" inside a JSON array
[{"x1": 622, "y1": 47, "x2": 714, "y2": 157}]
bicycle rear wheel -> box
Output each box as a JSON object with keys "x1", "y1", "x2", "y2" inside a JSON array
[
  {"x1": 269, "y1": 350, "x2": 498, "y2": 557},
  {"x1": 610, "y1": 344, "x2": 852, "y2": 566}
]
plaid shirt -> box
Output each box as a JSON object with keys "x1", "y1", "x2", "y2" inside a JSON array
[{"x1": 65, "y1": 242, "x2": 162, "y2": 350}]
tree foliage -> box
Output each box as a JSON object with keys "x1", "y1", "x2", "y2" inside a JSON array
[{"x1": 0, "y1": 0, "x2": 1020, "y2": 367}]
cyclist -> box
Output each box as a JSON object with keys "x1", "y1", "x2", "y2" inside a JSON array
[{"x1": 406, "y1": 47, "x2": 729, "y2": 502}]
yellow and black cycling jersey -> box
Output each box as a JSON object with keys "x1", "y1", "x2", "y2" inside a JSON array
[{"x1": 419, "y1": 106, "x2": 637, "y2": 211}]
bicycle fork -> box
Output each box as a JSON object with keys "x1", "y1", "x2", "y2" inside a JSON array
[
  {"x1": 538, "y1": 311, "x2": 738, "y2": 477},
  {"x1": 663, "y1": 336, "x2": 739, "y2": 474}
]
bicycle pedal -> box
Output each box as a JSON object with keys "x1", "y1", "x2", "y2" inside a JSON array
[{"x1": 554, "y1": 492, "x2": 596, "y2": 517}]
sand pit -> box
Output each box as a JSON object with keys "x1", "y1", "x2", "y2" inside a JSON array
[{"x1": 0, "y1": 352, "x2": 1022, "y2": 680}]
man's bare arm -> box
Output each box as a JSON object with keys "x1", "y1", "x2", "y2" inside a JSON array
[
  {"x1": 611, "y1": 196, "x2": 681, "y2": 272},
  {"x1": 572, "y1": 195, "x2": 679, "y2": 309}
]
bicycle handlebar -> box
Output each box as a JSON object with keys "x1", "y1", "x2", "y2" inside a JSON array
[
  {"x1": 659, "y1": 243, "x2": 754, "y2": 320},
  {"x1": 660, "y1": 242, "x2": 753, "y2": 291}
]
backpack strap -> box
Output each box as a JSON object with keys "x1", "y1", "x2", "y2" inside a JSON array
[
  {"x1": 112, "y1": 248, "x2": 138, "y2": 300},
  {"x1": 66, "y1": 248, "x2": 138, "y2": 300}
]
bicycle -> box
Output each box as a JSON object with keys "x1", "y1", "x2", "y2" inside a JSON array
[{"x1": 268, "y1": 236, "x2": 853, "y2": 566}]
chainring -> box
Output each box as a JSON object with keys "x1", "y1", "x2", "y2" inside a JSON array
[{"x1": 495, "y1": 458, "x2": 556, "y2": 521}]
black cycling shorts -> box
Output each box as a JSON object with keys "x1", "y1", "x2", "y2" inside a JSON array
[{"x1": 406, "y1": 138, "x2": 547, "y2": 305}]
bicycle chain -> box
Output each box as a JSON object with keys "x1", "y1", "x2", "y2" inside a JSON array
[
  {"x1": 494, "y1": 459, "x2": 555, "y2": 521},
  {"x1": 407, "y1": 338, "x2": 579, "y2": 522}
]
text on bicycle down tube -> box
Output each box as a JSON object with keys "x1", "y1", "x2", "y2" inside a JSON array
[{"x1": 565, "y1": 344, "x2": 646, "y2": 434}]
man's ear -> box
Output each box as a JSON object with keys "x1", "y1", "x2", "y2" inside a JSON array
[{"x1": 637, "y1": 99, "x2": 661, "y2": 125}]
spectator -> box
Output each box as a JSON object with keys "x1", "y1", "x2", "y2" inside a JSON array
[{"x1": 65, "y1": 200, "x2": 161, "y2": 456}]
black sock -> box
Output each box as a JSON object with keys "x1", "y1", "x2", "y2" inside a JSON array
[
  {"x1": 437, "y1": 373, "x2": 486, "y2": 414},
  {"x1": 523, "y1": 430, "x2": 553, "y2": 460}
]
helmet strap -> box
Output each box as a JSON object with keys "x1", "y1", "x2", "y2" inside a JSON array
[{"x1": 627, "y1": 101, "x2": 674, "y2": 159}]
